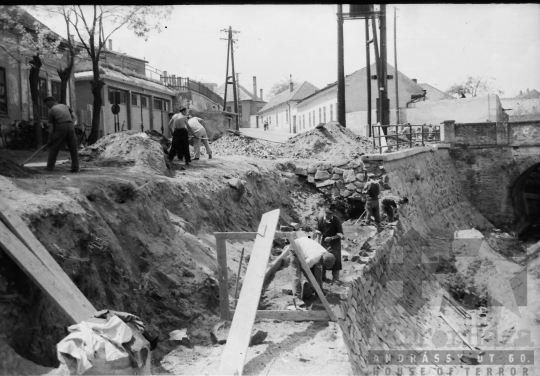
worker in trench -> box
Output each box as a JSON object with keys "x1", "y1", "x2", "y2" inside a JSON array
[
  {"x1": 284, "y1": 234, "x2": 336, "y2": 307},
  {"x1": 187, "y1": 114, "x2": 212, "y2": 160},
  {"x1": 314, "y1": 204, "x2": 344, "y2": 283},
  {"x1": 167, "y1": 107, "x2": 195, "y2": 166},
  {"x1": 380, "y1": 195, "x2": 409, "y2": 222},
  {"x1": 362, "y1": 177, "x2": 382, "y2": 228}
]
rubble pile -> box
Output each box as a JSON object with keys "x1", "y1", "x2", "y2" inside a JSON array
[
  {"x1": 281, "y1": 122, "x2": 375, "y2": 160},
  {"x1": 294, "y1": 157, "x2": 387, "y2": 200},
  {"x1": 79, "y1": 130, "x2": 170, "y2": 176},
  {"x1": 209, "y1": 133, "x2": 284, "y2": 159}
]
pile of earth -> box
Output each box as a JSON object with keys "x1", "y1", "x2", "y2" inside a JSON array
[
  {"x1": 280, "y1": 122, "x2": 375, "y2": 160},
  {"x1": 0, "y1": 155, "x2": 40, "y2": 179},
  {"x1": 79, "y1": 130, "x2": 171, "y2": 176},
  {"x1": 209, "y1": 133, "x2": 284, "y2": 159}
]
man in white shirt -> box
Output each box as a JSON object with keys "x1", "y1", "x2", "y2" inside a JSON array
[
  {"x1": 187, "y1": 115, "x2": 212, "y2": 160},
  {"x1": 284, "y1": 235, "x2": 335, "y2": 304}
]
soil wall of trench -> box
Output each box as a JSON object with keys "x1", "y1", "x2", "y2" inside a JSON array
[
  {"x1": 333, "y1": 146, "x2": 494, "y2": 374},
  {"x1": 0, "y1": 157, "x2": 306, "y2": 369}
]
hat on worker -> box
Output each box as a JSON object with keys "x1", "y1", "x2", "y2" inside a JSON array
[
  {"x1": 168, "y1": 111, "x2": 175, "y2": 116},
  {"x1": 322, "y1": 252, "x2": 335, "y2": 269},
  {"x1": 43, "y1": 96, "x2": 56, "y2": 103},
  {"x1": 179, "y1": 107, "x2": 187, "y2": 112}
]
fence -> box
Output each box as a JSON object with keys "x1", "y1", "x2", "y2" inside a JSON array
[
  {"x1": 160, "y1": 76, "x2": 224, "y2": 106},
  {"x1": 372, "y1": 124, "x2": 441, "y2": 154}
]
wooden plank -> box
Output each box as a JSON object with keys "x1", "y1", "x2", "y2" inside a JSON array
[
  {"x1": 287, "y1": 233, "x2": 337, "y2": 322},
  {"x1": 264, "y1": 248, "x2": 289, "y2": 284},
  {"x1": 229, "y1": 309, "x2": 331, "y2": 322},
  {"x1": 0, "y1": 221, "x2": 92, "y2": 324},
  {"x1": 0, "y1": 199, "x2": 96, "y2": 317},
  {"x1": 214, "y1": 231, "x2": 290, "y2": 240},
  {"x1": 215, "y1": 237, "x2": 230, "y2": 320},
  {"x1": 218, "y1": 209, "x2": 280, "y2": 376}
]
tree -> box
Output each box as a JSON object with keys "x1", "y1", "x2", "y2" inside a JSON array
[
  {"x1": 445, "y1": 76, "x2": 504, "y2": 98},
  {"x1": 0, "y1": 6, "x2": 63, "y2": 148},
  {"x1": 63, "y1": 6, "x2": 171, "y2": 144},
  {"x1": 269, "y1": 76, "x2": 299, "y2": 97}
]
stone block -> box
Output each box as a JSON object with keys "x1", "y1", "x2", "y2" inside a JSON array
[
  {"x1": 347, "y1": 159, "x2": 362, "y2": 169},
  {"x1": 316, "y1": 179, "x2": 335, "y2": 188},
  {"x1": 354, "y1": 166, "x2": 364, "y2": 173},
  {"x1": 332, "y1": 159, "x2": 349, "y2": 167},
  {"x1": 346, "y1": 183, "x2": 357, "y2": 191},
  {"x1": 307, "y1": 163, "x2": 321, "y2": 174},
  {"x1": 307, "y1": 175, "x2": 315, "y2": 183},
  {"x1": 354, "y1": 181, "x2": 364, "y2": 188},
  {"x1": 356, "y1": 173, "x2": 366, "y2": 182},
  {"x1": 318, "y1": 163, "x2": 332, "y2": 171},
  {"x1": 341, "y1": 189, "x2": 353, "y2": 198},
  {"x1": 315, "y1": 170, "x2": 331, "y2": 180},
  {"x1": 294, "y1": 167, "x2": 308, "y2": 176},
  {"x1": 331, "y1": 174, "x2": 341, "y2": 180},
  {"x1": 336, "y1": 180, "x2": 345, "y2": 190},
  {"x1": 333, "y1": 167, "x2": 345, "y2": 175},
  {"x1": 343, "y1": 169, "x2": 356, "y2": 183},
  {"x1": 228, "y1": 178, "x2": 245, "y2": 191}
]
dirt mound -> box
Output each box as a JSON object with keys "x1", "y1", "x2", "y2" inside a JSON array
[
  {"x1": 210, "y1": 133, "x2": 284, "y2": 159},
  {"x1": 79, "y1": 131, "x2": 171, "y2": 176},
  {"x1": 0, "y1": 156, "x2": 39, "y2": 178},
  {"x1": 281, "y1": 122, "x2": 375, "y2": 160}
]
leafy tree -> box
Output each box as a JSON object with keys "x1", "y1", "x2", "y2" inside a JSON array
[
  {"x1": 269, "y1": 76, "x2": 299, "y2": 97},
  {"x1": 63, "y1": 6, "x2": 171, "y2": 144},
  {"x1": 0, "y1": 6, "x2": 64, "y2": 147},
  {"x1": 445, "y1": 76, "x2": 504, "y2": 98}
]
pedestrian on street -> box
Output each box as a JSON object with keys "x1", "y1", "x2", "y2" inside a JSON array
[
  {"x1": 264, "y1": 120, "x2": 268, "y2": 131},
  {"x1": 363, "y1": 178, "x2": 382, "y2": 226},
  {"x1": 43, "y1": 96, "x2": 79, "y2": 173},
  {"x1": 380, "y1": 195, "x2": 409, "y2": 222},
  {"x1": 314, "y1": 204, "x2": 344, "y2": 283},
  {"x1": 284, "y1": 235, "x2": 335, "y2": 307},
  {"x1": 187, "y1": 115, "x2": 212, "y2": 160},
  {"x1": 167, "y1": 107, "x2": 194, "y2": 165}
]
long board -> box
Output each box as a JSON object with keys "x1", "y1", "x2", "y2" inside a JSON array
[
  {"x1": 0, "y1": 221, "x2": 93, "y2": 324},
  {"x1": 229, "y1": 309, "x2": 330, "y2": 322},
  {"x1": 0, "y1": 198, "x2": 96, "y2": 318},
  {"x1": 218, "y1": 209, "x2": 280, "y2": 376}
]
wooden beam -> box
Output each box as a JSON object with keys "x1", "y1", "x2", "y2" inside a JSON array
[
  {"x1": 287, "y1": 233, "x2": 337, "y2": 322},
  {"x1": 0, "y1": 221, "x2": 92, "y2": 324},
  {"x1": 213, "y1": 231, "x2": 290, "y2": 240},
  {"x1": 264, "y1": 248, "x2": 289, "y2": 284},
  {"x1": 218, "y1": 209, "x2": 280, "y2": 376},
  {"x1": 230, "y1": 309, "x2": 331, "y2": 321},
  {"x1": 0, "y1": 199, "x2": 96, "y2": 317},
  {"x1": 215, "y1": 237, "x2": 230, "y2": 320}
]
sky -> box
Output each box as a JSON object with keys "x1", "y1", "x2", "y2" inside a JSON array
[{"x1": 26, "y1": 4, "x2": 540, "y2": 100}]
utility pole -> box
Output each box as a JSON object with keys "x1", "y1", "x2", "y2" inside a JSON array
[
  {"x1": 365, "y1": 18, "x2": 372, "y2": 136},
  {"x1": 337, "y1": 4, "x2": 346, "y2": 127},
  {"x1": 380, "y1": 4, "x2": 390, "y2": 127},
  {"x1": 394, "y1": 6, "x2": 400, "y2": 125},
  {"x1": 220, "y1": 26, "x2": 240, "y2": 131},
  {"x1": 371, "y1": 14, "x2": 381, "y2": 125}
]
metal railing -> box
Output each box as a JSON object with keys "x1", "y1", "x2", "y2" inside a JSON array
[
  {"x1": 160, "y1": 76, "x2": 224, "y2": 106},
  {"x1": 371, "y1": 124, "x2": 441, "y2": 154}
]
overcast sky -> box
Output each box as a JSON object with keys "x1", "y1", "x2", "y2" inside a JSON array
[{"x1": 27, "y1": 4, "x2": 540, "y2": 100}]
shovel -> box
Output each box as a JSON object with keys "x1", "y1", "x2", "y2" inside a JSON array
[{"x1": 21, "y1": 143, "x2": 49, "y2": 166}]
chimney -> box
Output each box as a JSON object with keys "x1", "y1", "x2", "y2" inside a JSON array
[
  {"x1": 108, "y1": 39, "x2": 112, "y2": 50},
  {"x1": 253, "y1": 76, "x2": 258, "y2": 100},
  {"x1": 260, "y1": 89, "x2": 263, "y2": 100},
  {"x1": 412, "y1": 78, "x2": 417, "y2": 83},
  {"x1": 289, "y1": 74, "x2": 293, "y2": 92}
]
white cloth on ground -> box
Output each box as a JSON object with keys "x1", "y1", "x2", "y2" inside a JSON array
[{"x1": 56, "y1": 315, "x2": 133, "y2": 375}]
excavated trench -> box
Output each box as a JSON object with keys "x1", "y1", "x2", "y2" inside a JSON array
[{"x1": 0, "y1": 131, "x2": 538, "y2": 376}]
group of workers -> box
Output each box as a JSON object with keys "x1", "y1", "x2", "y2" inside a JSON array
[
  {"x1": 167, "y1": 107, "x2": 212, "y2": 166},
  {"x1": 287, "y1": 187, "x2": 408, "y2": 307}
]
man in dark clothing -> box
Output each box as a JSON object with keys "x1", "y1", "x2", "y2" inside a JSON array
[
  {"x1": 380, "y1": 195, "x2": 409, "y2": 222},
  {"x1": 44, "y1": 96, "x2": 79, "y2": 173},
  {"x1": 314, "y1": 204, "x2": 344, "y2": 283},
  {"x1": 167, "y1": 107, "x2": 194, "y2": 165},
  {"x1": 363, "y1": 178, "x2": 381, "y2": 224}
]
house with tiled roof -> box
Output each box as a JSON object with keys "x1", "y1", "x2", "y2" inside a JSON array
[
  {"x1": 515, "y1": 89, "x2": 540, "y2": 100},
  {"x1": 257, "y1": 81, "x2": 319, "y2": 133},
  {"x1": 216, "y1": 79, "x2": 266, "y2": 129}
]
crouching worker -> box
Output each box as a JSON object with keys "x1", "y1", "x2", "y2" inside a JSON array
[
  {"x1": 285, "y1": 235, "x2": 335, "y2": 306},
  {"x1": 380, "y1": 195, "x2": 409, "y2": 222}
]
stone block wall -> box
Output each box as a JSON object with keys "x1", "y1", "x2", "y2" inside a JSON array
[{"x1": 510, "y1": 121, "x2": 540, "y2": 146}]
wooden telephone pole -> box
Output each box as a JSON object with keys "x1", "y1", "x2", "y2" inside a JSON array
[{"x1": 221, "y1": 26, "x2": 240, "y2": 131}]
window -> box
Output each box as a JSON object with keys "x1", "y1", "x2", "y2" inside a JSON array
[
  {"x1": 51, "y1": 81, "x2": 61, "y2": 103},
  {"x1": 108, "y1": 89, "x2": 126, "y2": 104},
  {"x1": 132, "y1": 93, "x2": 138, "y2": 106},
  {"x1": 330, "y1": 104, "x2": 333, "y2": 121},
  {"x1": 323, "y1": 107, "x2": 326, "y2": 123},
  {"x1": 226, "y1": 106, "x2": 231, "y2": 112},
  {"x1": 163, "y1": 101, "x2": 169, "y2": 112},
  {"x1": 0, "y1": 68, "x2": 7, "y2": 115},
  {"x1": 154, "y1": 98, "x2": 163, "y2": 110},
  {"x1": 37, "y1": 77, "x2": 48, "y2": 120},
  {"x1": 141, "y1": 96, "x2": 148, "y2": 108},
  {"x1": 319, "y1": 108, "x2": 321, "y2": 124}
]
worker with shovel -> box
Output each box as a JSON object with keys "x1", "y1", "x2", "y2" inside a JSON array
[
  {"x1": 187, "y1": 115, "x2": 212, "y2": 160},
  {"x1": 43, "y1": 96, "x2": 79, "y2": 173},
  {"x1": 314, "y1": 204, "x2": 344, "y2": 283}
]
